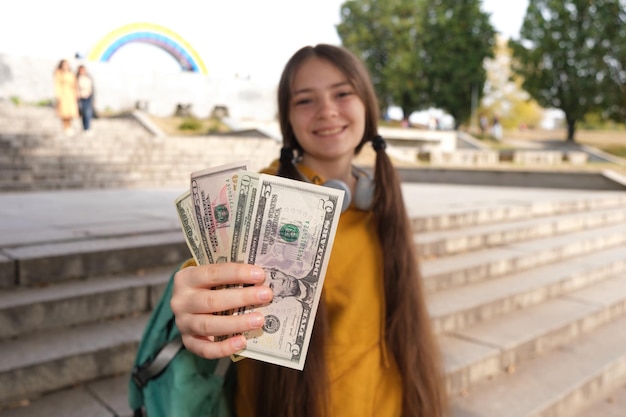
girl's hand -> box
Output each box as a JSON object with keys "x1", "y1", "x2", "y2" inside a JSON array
[{"x1": 171, "y1": 263, "x2": 273, "y2": 359}]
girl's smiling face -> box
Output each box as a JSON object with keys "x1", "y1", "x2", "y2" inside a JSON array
[{"x1": 288, "y1": 57, "x2": 366, "y2": 171}]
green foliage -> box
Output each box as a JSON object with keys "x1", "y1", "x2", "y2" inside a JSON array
[
  {"x1": 337, "y1": 0, "x2": 422, "y2": 114},
  {"x1": 418, "y1": 0, "x2": 496, "y2": 127},
  {"x1": 506, "y1": 99, "x2": 544, "y2": 130},
  {"x1": 581, "y1": 112, "x2": 608, "y2": 130},
  {"x1": 36, "y1": 99, "x2": 53, "y2": 107},
  {"x1": 581, "y1": 111, "x2": 626, "y2": 130},
  {"x1": 481, "y1": 38, "x2": 544, "y2": 131},
  {"x1": 509, "y1": 0, "x2": 626, "y2": 142},
  {"x1": 602, "y1": 145, "x2": 626, "y2": 158},
  {"x1": 206, "y1": 117, "x2": 227, "y2": 134},
  {"x1": 10, "y1": 96, "x2": 20, "y2": 106},
  {"x1": 178, "y1": 117, "x2": 203, "y2": 131},
  {"x1": 337, "y1": 0, "x2": 495, "y2": 127}
]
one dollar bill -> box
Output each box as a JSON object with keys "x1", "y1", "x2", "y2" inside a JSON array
[
  {"x1": 190, "y1": 161, "x2": 249, "y2": 264},
  {"x1": 175, "y1": 190, "x2": 209, "y2": 266}
]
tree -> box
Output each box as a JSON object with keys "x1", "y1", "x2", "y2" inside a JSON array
[
  {"x1": 601, "y1": 0, "x2": 626, "y2": 124},
  {"x1": 509, "y1": 0, "x2": 626, "y2": 142},
  {"x1": 482, "y1": 36, "x2": 544, "y2": 130},
  {"x1": 337, "y1": 0, "x2": 495, "y2": 127},
  {"x1": 337, "y1": 0, "x2": 428, "y2": 116},
  {"x1": 418, "y1": 0, "x2": 496, "y2": 128}
]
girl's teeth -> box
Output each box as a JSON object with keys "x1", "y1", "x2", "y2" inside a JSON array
[{"x1": 317, "y1": 127, "x2": 342, "y2": 135}]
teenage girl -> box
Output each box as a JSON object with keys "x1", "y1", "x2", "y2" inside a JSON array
[{"x1": 171, "y1": 44, "x2": 448, "y2": 417}]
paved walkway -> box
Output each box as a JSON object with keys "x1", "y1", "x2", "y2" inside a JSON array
[{"x1": 1, "y1": 184, "x2": 624, "y2": 251}]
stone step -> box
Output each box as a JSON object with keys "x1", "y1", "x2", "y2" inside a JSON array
[
  {"x1": 0, "y1": 117, "x2": 142, "y2": 136},
  {"x1": 416, "y1": 206, "x2": 626, "y2": 257},
  {"x1": 2, "y1": 206, "x2": 621, "y2": 290},
  {"x1": 12, "y1": 143, "x2": 161, "y2": 159},
  {"x1": 0, "y1": 375, "x2": 132, "y2": 417},
  {"x1": 428, "y1": 244, "x2": 626, "y2": 333},
  {"x1": 0, "y1": 136, "x2": 48, "y2": 150},
  {"x1": 2, "y1": 189, "x2": 617, "y2": 288},
  {"x1": 0, "y1": 314, "x2": 149, "y2": 406},
  {"x1": 6, "y1": 130, "x2": 149, "y2": 143},
  {"x1": 0, "y1": 118, "x2": 58, "y2": 132},
  {"x1": 3, "y1": 273, "x2": 625, "y2": 416},
  {"x1": 7, "y1": 174, "x2": 125, "y2": 190},
  {"x1": 1, "y1": 195, "x2": 622, "y2": 291},
  {"x1": 450, "y1": 313, "x2": 626, "y2": 417},
  {"x1": 0, "y1": 180, "x2": 85, "y2": 193},
  {"x1": 0, "y1": 168, "x2": 32, "y2": 185},
  {"x1": 421, "y1": 222, "x2": 626, "y2": 292},
  {"x1": 22, "y1": 164, "x2": 188, "y2": 178},
  {"x1": 571, "y1": 379, "x2": 626, "y2": 417},
  {"x1": 3, "y1": 231, "x2": 187, "y2": 286},
  {"x1": 441, "y1": 272, "x2": 626, "y2": 395},
  {"x1": 0, "y1": 266, "x2": 171, "y2": 340},
  {"x1": 405, "y1": 184, "x2": 626, "y2": 232}
]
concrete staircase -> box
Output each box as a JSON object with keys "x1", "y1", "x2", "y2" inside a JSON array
[
  {"x1": 0, "y1": 232, "x2": 186, "y2": 416},
  {"x1": 0, "y1": 187, "x2": 624, "y2": 416},
  {"x1": 425, "y1": 197, "x2": 626, "y2": 416},
  {"x1": 0, "y1": 103, "x2": 280, "y2": 192},
  {"x1": 0, "y1": 103, "x2": 154, "y2": 190}
]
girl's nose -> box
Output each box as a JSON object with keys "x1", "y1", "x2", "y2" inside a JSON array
[{"x1": 316, "y1": 96, "x2": 338, "y2": 119}]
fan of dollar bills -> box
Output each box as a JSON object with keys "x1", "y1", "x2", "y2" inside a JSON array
[{"x1": 174, "y1": 161, "x2": 345, "y2": 370}]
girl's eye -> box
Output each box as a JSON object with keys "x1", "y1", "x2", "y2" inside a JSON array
[
  {"x1": 294, "y1": 98, "x2": 312, "y2": 106},
  {"x1": 337, "y1": 90, "x2": 354, "y2": 98}
]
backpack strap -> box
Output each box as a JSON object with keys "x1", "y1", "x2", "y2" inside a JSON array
[
  {"x1": 214, "y1": 355, "x2": 232, "y2": 378},
  {"x1": 131, "y1": 335, "x2": 232, "y2": 388},
  {"x1": 132, "y1": 336, "x2": 184, "y2": 388}
]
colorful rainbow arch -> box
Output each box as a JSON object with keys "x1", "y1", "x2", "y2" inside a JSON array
[{"x1": 87, "y1": 22, "x2": 208, "y2": 75}]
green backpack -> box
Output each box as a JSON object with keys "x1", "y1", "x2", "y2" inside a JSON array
[{"x1": 128, "y1": 265, "x2": 236, "y2": 417}]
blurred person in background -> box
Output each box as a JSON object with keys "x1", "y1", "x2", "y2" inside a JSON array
[
  {"x1": 53, "y1": 59, "x2": 78, "y2": 136},
  {"x1": 76, "y1": 64, "x2": 95, "y2": 135}
]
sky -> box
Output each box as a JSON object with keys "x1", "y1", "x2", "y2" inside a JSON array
[{"x1": 1, "y1": 0, "x2": 529, "y2": 84}]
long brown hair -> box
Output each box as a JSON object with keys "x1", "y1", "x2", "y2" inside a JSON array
[
  {"x1": 55, "y1": 59, "x2": 70, "y2": 73},
  {"x1": 251, "y1": 44, "x2": 448, "y2": 417}
]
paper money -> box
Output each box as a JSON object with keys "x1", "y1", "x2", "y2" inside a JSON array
[
  {"x1": 190, "y1": 161, "x2": 249, "y2": 264},
  {"x1": 175, "y1": 162, "x2": 344, "y2": 370},
  {"x1": 175, "y1": 190, "x2": 209, "y2": 266},
  {"x1": 234, "y1": 174, "x2": 344, "y2": 370},
  {"x1": 230, "y1": 171, "x2": 259, "y2": 263}
]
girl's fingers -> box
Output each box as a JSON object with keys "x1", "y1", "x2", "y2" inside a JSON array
[
  {"x1": 179, "y1": 311, "x2": 266, "y2": 359},
  {"x1": 178, "y1": 264, "x2": 266, "y2": 289},
  {"x1": 182, "y1": 334, "x2": 248, "y2": 359},
  {"x1": 171, "y1": 262, "x2": 272, "y2": 359},
  {"x1": 181, "y1": 311, "x2": 266, "y2": 339},
  {"x1": 172, "y1": 284, "x2": 273, "y2": 316}
]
